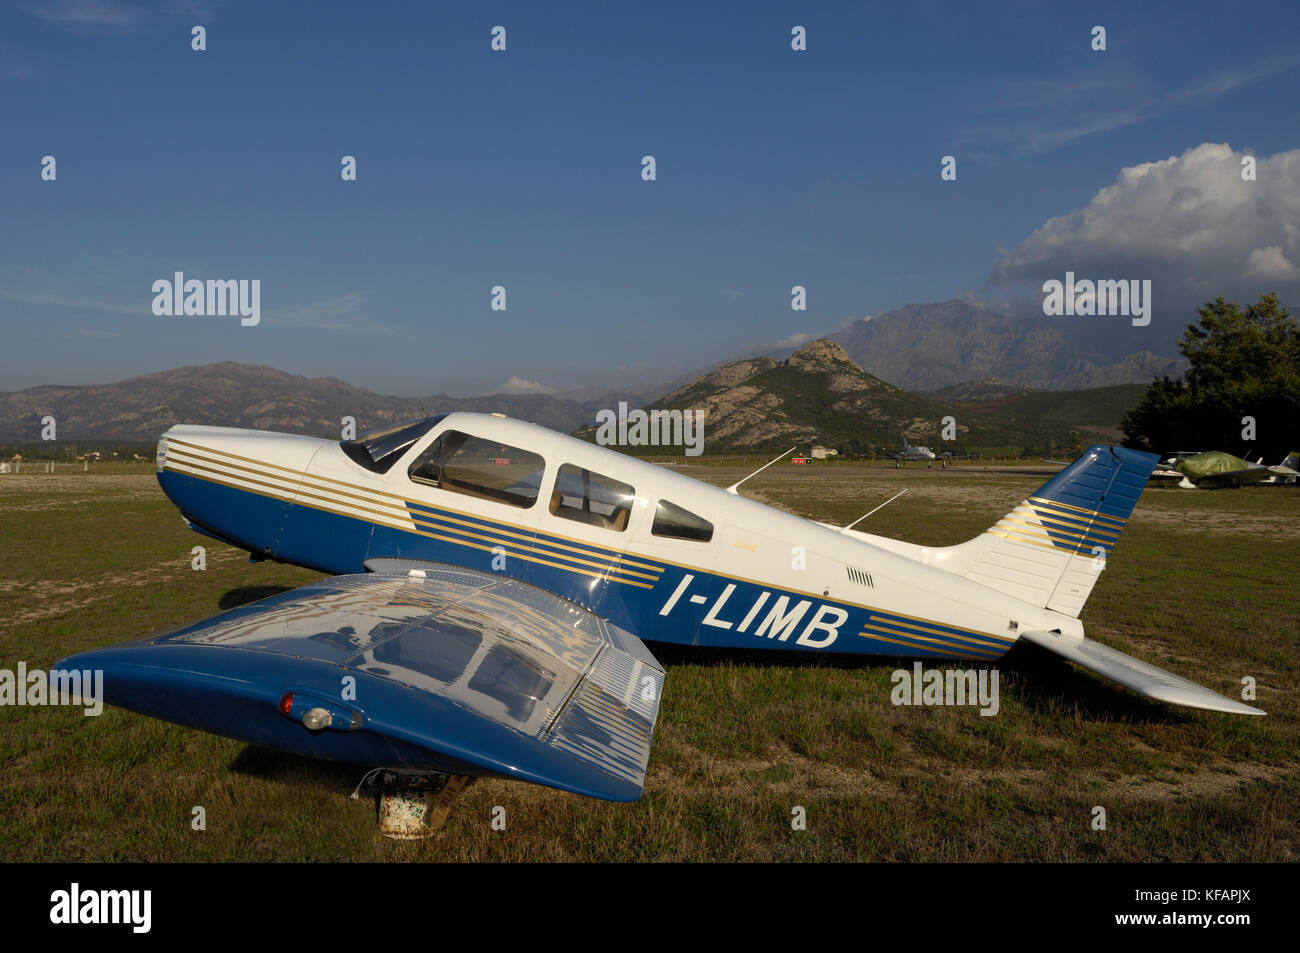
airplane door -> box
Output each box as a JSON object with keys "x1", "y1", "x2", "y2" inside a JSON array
[
  {"x1": 532, "y1": 464, "x2": 699, "y2": 637},
  {"x1": 376, "y1": 428, "x2": 545, "y2": 581}
]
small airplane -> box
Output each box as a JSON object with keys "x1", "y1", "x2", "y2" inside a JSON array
[
  {"x1": 1149, "y1": 450, "x2": 1300, "y2": 489},
  {"x1": 894, "y1": 435, "x2": 937, "y2": 467},
  {"x1": 58, "y1": 413, "x2": 1263, "y2": 834}
]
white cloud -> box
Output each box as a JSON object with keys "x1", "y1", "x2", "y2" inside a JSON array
[
  {"x1": 992, "y1": 143, "x2": 1300, "y2": 306},
  {"x1": 961, "y1": 48, "x2": 1300, "y2": 155},
  {"x1": 490, "y1": 376, "x2": 555, "y2": 395},
  {"x1": 0, "y1": 288, "x2": 142, "y2": 315},
  {"x1": 14, "y1": 0, "x2": 220, "y2": 33},
  {"x1": 273, "y1": 291, "x2": 369, "y2": 330},
  {"x1": 1244, "y1": 245, "x2": 1300, "y2": 282},
  {"x1": 15, "y1": 1, "x2": 144, "y2": 31},
  {"x1": 772, "y1": 332, "x2": 812, "y2": 349}
]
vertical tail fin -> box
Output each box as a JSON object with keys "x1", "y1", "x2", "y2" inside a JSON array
[{"x1": 953, "y1": 445, "x2": 1160, "y2": 617}]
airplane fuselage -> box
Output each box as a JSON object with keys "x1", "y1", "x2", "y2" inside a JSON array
[{"x1": 156, "y1": 413, "x2": 1080, "y2": 664}]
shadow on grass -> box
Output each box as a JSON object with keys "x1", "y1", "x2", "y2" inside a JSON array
[
  {"x1": 218, "y1": 586, "x2": 295, "y2": 610},
  {"x1": 228, "y1": 744, "x2": 372, "y2": 796},
  {"x1": 647, "y1": 638, "x2": 1188, "y2": 724},
  {"x1": 990, "y1": 640, "x2": 1187, "y2": 724}
]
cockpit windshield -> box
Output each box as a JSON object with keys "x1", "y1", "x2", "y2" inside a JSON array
[{"x1": 340, "y1": 415, "x2": 447, "y2": 473}]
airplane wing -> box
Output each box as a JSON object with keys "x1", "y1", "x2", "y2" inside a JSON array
[
  {"x1": 1264, "y1": 464, "x2": 1300, "y2": 483},
  {"x1": 1148, "y1": 468, "x2": 1190, "y2": 486},
  {"x1": 1018, "y1": 629, "x2": 1263, "y2": 716},
  {"x1": 1191, "y1": 467, "x2": 1277, "y2": 487},
  {"x1": 57, "y1": 564, "x2": 665, "y2": 801}
]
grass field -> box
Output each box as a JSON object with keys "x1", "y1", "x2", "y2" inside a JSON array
[{"x1": 1, "y1": 463, "x2": 1296, "y2": 861}]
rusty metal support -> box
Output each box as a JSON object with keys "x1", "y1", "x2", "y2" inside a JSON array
[{"x1": 376, "y1": 771, "x2": 474, "y2": 839}]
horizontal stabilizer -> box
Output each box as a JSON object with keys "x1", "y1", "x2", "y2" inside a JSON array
[{"x1": 1019, "y1": 629, "x2": 1263, "y2": 716}]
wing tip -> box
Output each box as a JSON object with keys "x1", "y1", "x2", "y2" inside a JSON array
[
  {"x1": 1018, "y1": 629, "x2": 1266, "y2": 717},
  {"x1": 1142, "y1": 685, "x2": 1266, "y2": 716}
]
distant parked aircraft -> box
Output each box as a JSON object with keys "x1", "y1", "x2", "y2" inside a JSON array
[
  {"x1": 1149, "y1": 450, "x2": 1299, "y2": 488},
  {"x1": 894, "y1": 435, "x2": 937, "y2": 467}
]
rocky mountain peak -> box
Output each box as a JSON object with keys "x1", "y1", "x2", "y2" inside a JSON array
[{"x1": 785, "y1": 338, "x2": 854, "y2": 370}]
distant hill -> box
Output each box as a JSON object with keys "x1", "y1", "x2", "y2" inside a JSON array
[
  {"x1": 922, "y1": 377, "x2": 1031, "y2": 402},
  {"x1": 0, "y1": 362, "x2": 625, "y2": 442},
  {"x1": 0, "y1": 353, "x2": 1147, "y2": 455},
  {"x1": 925, "y1": 381, "x2": 1146, "y2": 440},
  {"x1": 831, "y1": 298, "x2": 1186, "y2": 391},
  {"x1": 580, "y1": 339, "x2": 1115, "y2": 455}
]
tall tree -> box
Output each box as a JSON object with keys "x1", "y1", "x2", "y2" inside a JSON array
[{"x1": 1122, "y1": 294, "x2": 1300, "y2": 461}]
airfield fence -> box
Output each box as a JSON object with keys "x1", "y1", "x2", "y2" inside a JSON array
[{"x1": 0, "y1": 461, "x2": 156, "y2": 474}]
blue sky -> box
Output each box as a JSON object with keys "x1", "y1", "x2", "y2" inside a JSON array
[{"x1": 2, "y1": 0, "x2": 1299, "y2": 396}]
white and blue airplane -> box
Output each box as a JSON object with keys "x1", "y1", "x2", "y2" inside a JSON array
[{"x1": 60, "y1": 412, "x2": 1263, "y2": 825}]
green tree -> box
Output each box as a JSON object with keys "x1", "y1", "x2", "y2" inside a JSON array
[{"x1": 1122, "y1": 294, "x2": 1300, "y2": 460}]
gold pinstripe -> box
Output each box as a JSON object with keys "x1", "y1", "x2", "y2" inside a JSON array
[
  {"x1": 167, "y1": 438, "x2": 666, "y2": 573},
  {"x1": 162, "y1": 463, "x2": 656, "y2": 589},
  {"x1": 1009, "y1": 504, "x2": 1122, "y2": 539},
  {"x1": 1028, "y1": 495, "x2": 1127, "y2": 527},
  {"x1": 404, "y1": 511, "x2": 661, "y2": 582},
  {"x1": 168, "y1": 454, "x2": 410, "y2": 527},
  {"x1": 173, "y1": 446, "x2": 413, "y2": 517},
  {"x1": 404, "y1": 504, "x2": 664, "y2": 574},
  {"x1": 994, "y1": 515, "x2": 1118, "y2": 549},
  {"x1": 863, "y1": 614, "x2": 1010, "y2": 650},
  {"x1": 862, "y1": 632, "x2": 1002, "y2": 659},
  {"x1": 984, "y1": 528, "x2": 1081, "y2": 552}
]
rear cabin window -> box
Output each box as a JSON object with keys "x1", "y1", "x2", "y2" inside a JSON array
[
  {"x1": 549, "y1": 464, "x2": 635, "y2": 532},
  {"x1": 408, "y1": 430, "x2": 545, "y2": 509},
  {"x1": 652, "y1": 500, "x2": 713, "y2": 542}
]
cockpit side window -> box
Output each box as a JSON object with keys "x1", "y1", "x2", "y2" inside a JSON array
[
  {"x1": 652, "y1": 500, "x2": 713, "y2": 542},
  {"x1": 549, "y1": 464, "x2": 635, "y2": 532},
  {"x1": 408, "y1": 430, "x2": 545, "y2": 509}
]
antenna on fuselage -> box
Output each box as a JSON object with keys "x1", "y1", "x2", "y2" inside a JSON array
[
  {"x1": 726, "y1": 447, "x2": 797, "y2": 496},
  {"x1": 840, "y1": 489, "x2": 908, "y2": 533}
]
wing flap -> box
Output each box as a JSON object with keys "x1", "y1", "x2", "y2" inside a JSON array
[{"x1": 1019, "y1": 629, "x2": 1264, "y2": 715}]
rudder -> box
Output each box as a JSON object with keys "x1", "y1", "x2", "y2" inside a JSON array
[{"x1": 956, "y1": 445, "x2": 1160, "y2": 617}]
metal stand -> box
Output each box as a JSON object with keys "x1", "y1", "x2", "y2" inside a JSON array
[{"x1": 377, "y1": 771, "x2": 474, "y2": 839}]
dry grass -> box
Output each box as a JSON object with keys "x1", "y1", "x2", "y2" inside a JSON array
[{"x1": 1, "y1": 466, "x2": 1296, "y2": 861}]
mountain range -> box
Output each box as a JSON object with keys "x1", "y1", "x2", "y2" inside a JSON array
[
  {"x1": 1, "y1": 295, "x2": 1183, "y2": 449},
  {"x1": 0, "y1": 362, "x2": 631, "y2": 444},
  {"x1": 828, "y1": 298, "x2": 1187, "y2": 392},
  {"x1": 582, "y1": 339, "x2": 1120, "y2": 455}
]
